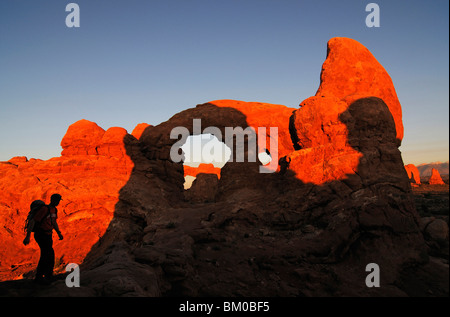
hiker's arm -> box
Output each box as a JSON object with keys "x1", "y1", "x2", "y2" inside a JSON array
[
  {"x1": 51, "y1": 217, "x2": 63, "y2": 240},
  {"x1": 23, "y1": 219, "x2": 35, "y2": 245}
]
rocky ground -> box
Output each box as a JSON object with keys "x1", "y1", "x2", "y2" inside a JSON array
[
  {"x1": 413, "y1": 184, "x2": 449, "y2": 260},
  {"x1": 0, "y1": 183, "x2": 448, "y2": 297},
  {"x1": 414, "y1": 183, "x2": 449, "y2": 218}
]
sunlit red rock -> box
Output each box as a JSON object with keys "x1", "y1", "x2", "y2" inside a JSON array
[
  {"x1": 7, "y1": 156, "x2": 28, "y2": 164},
  {"x1": 287, "y1": 37, "x2": 406, "y2": 184},
  {"x1": 315, "y1": 37, "x2": 404, "y2": 142},
  {"x1": 0, "y1": 120, "x2": 136, "y2": 280},
  {"x1": 61, "y1": 119, "x2": 105, "y2": 156},
  {"x1": 131, "y1": 123, "x2": 151, "y2": 140},
  {"x1": 289, "y1": 95, "x2": 362, "y2": 184},
  {"x1": 184, "y1": 163, "x2": 221, "y2": 179},
  {"x1": 429, "y1": 168, "x2": 445, "y2": 185},
  {"x1": 208, "y1": 100, "x2": 296, "y2": 160},
  {"x1": 405, "y1": 164, "x2": 421, "y2": 185}
]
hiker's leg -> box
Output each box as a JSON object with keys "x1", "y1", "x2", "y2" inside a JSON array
[
  {"x1": 35, "y1": 232, "x2": 54, "y2": 280},
  {"x1": 45, "y1": 236, "x2": 55, "y2": 279},
  {"x1": 34, "y1": 232, "x2": 46, "y2": 279},
  {"x1": 40, "y1": 234, "x2": 54, "y2": 279}
]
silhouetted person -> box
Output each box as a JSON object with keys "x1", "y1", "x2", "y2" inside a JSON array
[
  {"x1": 278, "y1": 156, "x2": 291, "y2": 175},
  {"x1": 23, "y1": 194, "x2": 64, "y2": 284}
]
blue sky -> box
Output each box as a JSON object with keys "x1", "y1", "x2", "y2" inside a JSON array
[{"x1": 0, "y1": 0, "x2": 448, "y2": 165}]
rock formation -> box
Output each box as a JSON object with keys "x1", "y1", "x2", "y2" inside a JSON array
[
  {"x1": 405, "y1": 164, "x2": 421, "y2": 185},
  {"x1": 184, "y1": 173, "x2": 219, "y2": 203},
  {"x1": 0, "y1": 120, "x2": 143, "y2": 280},
  {"x1": 131, "y1": 123, "x2": 152, "y2": 140},
  {"x1": 0, "y1": 37, "x2": 447, "y2": 297},
  {"x1": 315, "y1": 37, "x2": 404, "y2": 143},
  {"x1": 183, "y1": 163, "x2": 222, "y2": 190},
  {"x1": 184, "y1": 163, "x2": 221, "y2": 179},
  {"x1": 417, "y1": 161, "x2": 449, "y2": 177},
  {"x1": 60, "y1": 119, "x2": 106, "y2": 156},
  {"x1": 429, "y1": 168, "x2": 445, "y2": 185}
]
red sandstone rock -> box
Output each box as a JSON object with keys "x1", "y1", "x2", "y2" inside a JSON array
[
  {"x1": 7, "y1": 156, "x2": 28, "y2": 164},
  {"x1": 184, "y1": 163, "x2": 221, "y2": 179},
  {"x1": 61, "y1": 119, "x2": 106, "y2": 156},
  {"x1": 0, "y1": 121, "x2": 137, "y2": 281},
  {"x1": 315, "y1": 37, "x2": 404, "y2": 142},
  {"x1": 131, "y1": 123, "x2": 151, "y2": 140},
  {"x1": 405, "y1": 164, "x2": 421, "y2": 184},
  {"x1": 289, "y1": 95, "x2": 362, "y2": 184},
  {"x1": 288, "y1": 37, "x2": 407, "y2": 184},
  {"x1": 97, "y1": 127, "x2": 129, "y2": 158},
  {"x1": 0, "y1": 37, "x2": 437, "y2": 297},
  {"x1": 429, "y1": 168, "x2": 445, "y2": 185},
  {"x1": 208, "y1": 100, "x2": 296, "y2": 161}
]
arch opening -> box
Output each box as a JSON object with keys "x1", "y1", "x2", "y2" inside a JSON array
[
  {"x1": 181, "y1": 134, "x2": 231, "y2": 189},
  {"x1": 180, "y1": 133, "x2": 273, "y2": 189}
]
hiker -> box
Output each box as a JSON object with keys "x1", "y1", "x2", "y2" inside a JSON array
[
  {"x1": 23, "y1": 194, "x2": 64, "y2": 284},
  {"x1": 278, "y1": 155, "x2": 291, "y2": 175}
]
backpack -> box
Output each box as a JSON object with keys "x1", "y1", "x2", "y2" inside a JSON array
[{"x1": 23, "y1": 200, "x2": 48, "y2": 233}]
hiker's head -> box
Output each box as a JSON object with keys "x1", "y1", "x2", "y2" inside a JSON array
[{"x1": 50, "y1": 194, "x2": 62, "y2": 206}]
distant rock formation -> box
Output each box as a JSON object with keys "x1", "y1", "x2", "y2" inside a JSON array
[
  {"x1": 184, "y1": 163, "x2": 221, "y2": 179},
  {"x1": 429, "y1": 168, "x2": 445, "y2": 185},
  {"x1": 7, "y1": 156, "x2": 28, "y2": 164},
  {"x1": 405, "y1": 164, "x2": 421, "y2": 184},
  {"x1": 183, "y1": 163, "x2": 222, "y2": 190},
  {"x1": 417, "y1": 161, "x2": 449, "y2": 177}
]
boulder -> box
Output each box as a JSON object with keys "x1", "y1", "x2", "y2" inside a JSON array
[
  {"x1": 61, "y1": 119, "x2": 105, "y2": 156},
  {"x1": 7, "y1": 156, "x2": 28, "y2": 164},
  {"x1": 97, "y1": 127, "x2": 130, "y2": 158},
  {"x1": 424, "y1": 219, "x2": 449, "y2": 243}
]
